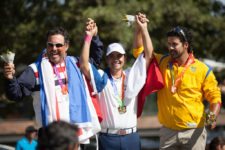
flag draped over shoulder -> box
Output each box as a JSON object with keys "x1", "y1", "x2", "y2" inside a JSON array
[
  {"x1": 137, "y1": 57, "x2": 164, "y2": 118},
  {"x1": 33, "y1": 50, "x2": 104, "y2": 142}
]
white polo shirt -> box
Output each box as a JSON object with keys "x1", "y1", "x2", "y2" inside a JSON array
[{"x1": 98, "y1": 53, "x2": 146, "y2": 129}]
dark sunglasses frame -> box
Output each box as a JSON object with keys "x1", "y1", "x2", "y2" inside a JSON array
[
  {"x1": 172, "y1": 27, "x2": 187, "y2": 42},
  {"x1": 47, "y1": 42, "x2": 64, "y2": 48}
]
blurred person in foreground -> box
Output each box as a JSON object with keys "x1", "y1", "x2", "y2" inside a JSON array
[
  {"x1": 16, "y1": 125, "x2": 38, "y2": 150},
  {"x1": 3, "y1": 25, "x2": 104, "y2": 144},
  {"x1": 80, "y1": 12, "x2": 154, "y2": 150},
  {"x1": 208, "y1": 136, "x2": 225, "y2": 150},
  {"x1": 38, "y1": 120, "x2": 79, "y2": 150},
  {"x1": 133, "y1": 26, "x2": 221, "y2": 149}
]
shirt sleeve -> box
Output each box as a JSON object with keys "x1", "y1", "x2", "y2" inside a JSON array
[
  {"x1": 4, "y1": 66, "x2": 36, "y2": 101},
  {"x1": 15, "y1": 140, "x2": 22, "y2": 150},
  {"x1": 125, "y1": 53, "x2": 147, "y2": 99},
  {"x1": 89, "y1": 64, "x2": 108, "y2": 94},
  {"x1": 89, "y1": 35, "x2": 104, "y2": 68},
  {"x1": 203, "y1": 70, "x2": 222, "y2": 104}
]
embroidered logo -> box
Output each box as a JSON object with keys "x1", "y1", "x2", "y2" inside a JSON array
[{"x1": 190, "y1": 66, "x2": 196, "y2": 72}]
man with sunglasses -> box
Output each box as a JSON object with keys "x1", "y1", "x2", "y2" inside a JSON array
[
  {"x1": 133, "y1": 26, "x2": 221, "y2": 149},
  {"x1": 3, "y1": 25, "x2": 104, "y2": 145}
]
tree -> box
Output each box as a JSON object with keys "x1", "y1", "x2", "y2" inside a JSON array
[{"x1": 0, "y1": 0, "x2": 225, "y2": 118}]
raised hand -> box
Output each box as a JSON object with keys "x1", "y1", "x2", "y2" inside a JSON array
[
  {"x1": 85, "y1": 18, "x2": 97, "y2": 37},
  {"x1": 3, "y1": 63, "x2": 15, "y2": 80},
  {"x1": 135, "y1": 12, "x2": 149, "y2": 30}
]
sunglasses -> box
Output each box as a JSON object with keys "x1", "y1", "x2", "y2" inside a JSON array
[
  {"x1": 47, "y1": 42, "x2": 64, "y2": 48},
  {"x1": 172, "y1": 27, "x2": 187, "y2": 42}
]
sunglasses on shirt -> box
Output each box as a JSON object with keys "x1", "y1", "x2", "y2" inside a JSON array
[
  {"x1": 47, "y1": 42, "x2": 64, "y2": 48},
  {"x1": 171, "y1": 26, "x2": 187, "y2": 42}
]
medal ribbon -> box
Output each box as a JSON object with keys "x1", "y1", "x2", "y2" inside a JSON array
[
  {"x1": 109, "y1": 73, "x2": 125, "y2": 107},
  {"x1": 53, "y1": 63, "x2": 68, "y2": 95},
  {"x1": 169, "y1": 53, "x2": 195, "y2": 92}
]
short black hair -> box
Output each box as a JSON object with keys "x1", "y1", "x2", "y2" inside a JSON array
[
  {"x1": 46, "y1": 27, "x2": 70, "y2": 44},
  {"x1": 209, "y1": 136, "x2": 225, "y2": 150},
  {"x1": 37, "y1": 121, "x2": 78, "y2": 150},
  {"x1": 25, "y1": 125, "x2": 37, "y2": 134},
  {"x1": 167, "y1": 26, "x2": 193, "y2": 53}
]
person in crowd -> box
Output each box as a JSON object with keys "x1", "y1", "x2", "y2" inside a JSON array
[
  {"x1": 133, "y1": 26, "x2": 221, "y2": 149},
  {"x1": 38, "y1": 120, "x2": 79, "y2": 150},
  {"x1": 16, "y1": 125, "x2": 38, "y2": 150},
  {"x1": 79, "y1": 12, "x2": 153, "y2": 150},
  {"x1": 208, "y1": 136, "x2": 225, "y2": 150}
]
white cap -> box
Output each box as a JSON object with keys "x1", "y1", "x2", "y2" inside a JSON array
[{"x1": 106, "y1": 43, "x2": 126, "y2": 56}]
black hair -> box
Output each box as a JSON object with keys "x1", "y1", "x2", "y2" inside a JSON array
[
  {"x1": 209, "y1": 136, "x2": 225, "y2": 150},
  {"x1": 46, "y1": 27, "x2": 70, "y2": 44},
  {"x1": 37, "y1": 121, "x2": 78, "y2": 150},
  {"x1": 167, "y1": 26, "x2": 193, "y2": 53}
]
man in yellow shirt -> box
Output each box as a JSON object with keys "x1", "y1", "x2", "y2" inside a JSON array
[{"x1": 134, "y1": 26, "x2": 221, "y2": 150}]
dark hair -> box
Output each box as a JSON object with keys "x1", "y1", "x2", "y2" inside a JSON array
[
  {"x1": 37, "y1": 121, "x2": 78, "y2": 150},
  {"x1": 25, "y1": 125, "x2": 37, "y2": 134},
  {"x1": 167, "y1": 26, "x2": 193, "y2": 53},
  {"x1": 46, "y1": 27, "x2": 70, "y2": 44},
  {"x1": 209, "y1": 136, "x2": 225, "y2": 150}
]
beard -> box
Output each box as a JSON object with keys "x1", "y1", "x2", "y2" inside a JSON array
[{"x1": 169, "y1": 50, "x2": 181, "y2": 59}]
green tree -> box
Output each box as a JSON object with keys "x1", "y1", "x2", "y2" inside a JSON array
[{"x1": 0, "y1": 0, "x2": 225, "y2": 118}]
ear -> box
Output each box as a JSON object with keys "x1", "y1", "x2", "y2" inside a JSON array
[
  {"x1": 65, "y1": 43, "x2": 69, "y2": 51},
  {"x1": 124, "y1": 55, "x2": 127, "y2": 63},
  {"x1": 183, "y1": 42, "x2": 189, "y2": 50}
]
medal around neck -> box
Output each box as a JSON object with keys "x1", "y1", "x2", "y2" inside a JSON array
[
  {"x1": 0, "y1": 50, "x2": 15, "y2": 63},
  {"x1": 171, "y1": 85, "x2": 177, "y2": 94},
  {"x1": 118, "y1": 106, "x2": 126, "y2": 114},
  {"x1": 122, "y1": 15, "x2": 135, "y2": 26}
]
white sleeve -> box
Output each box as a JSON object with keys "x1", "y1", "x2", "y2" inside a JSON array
[{"x1": 125, "y1": 53, "x2": 146, "y2": 99}]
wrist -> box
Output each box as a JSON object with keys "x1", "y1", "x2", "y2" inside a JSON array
[
  {"x1": 84, "y1": 34, "x2": 93, "y2": 43},
  {"x1": 140, "y1": 27, "x2": 148, "y2": 33},
  {"x1": 205, "y1": 111, "x2": 217, "y2": 125}
]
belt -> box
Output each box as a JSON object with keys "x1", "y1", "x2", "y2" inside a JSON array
[{"x1": 101, "y1": 127, "x2": 137, "y2": 135}]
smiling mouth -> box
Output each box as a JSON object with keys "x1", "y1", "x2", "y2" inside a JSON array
[{"x1": 50, "y1": 52, "x2": 59, "y2": 56}]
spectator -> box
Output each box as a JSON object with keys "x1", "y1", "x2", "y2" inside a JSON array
[
  {"x1": 16, "y1": 125, "x2": 37, "y2": 150},
  {"x1": 38, "y1": 120, "x2": 78, "y2": 150},
  {"x1": 209, "y1": 136, "x2": 225, "y2": 150}
]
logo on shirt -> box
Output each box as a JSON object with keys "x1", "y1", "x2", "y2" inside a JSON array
[
  {"x1": 186, "y1": 122, "x2": 197, "y2": 128},
  {"x1": 190, "y1": 66, "x2": 196, "y2": 72}
]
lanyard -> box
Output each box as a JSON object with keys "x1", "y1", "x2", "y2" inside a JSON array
[
  {"x1": 53, "y1": 62, "x2": 68, "y2": 95},
  {"x1": 169, "y1": 53, "x2": 195, "y2": 93},
  {"x1": 109, "y1": 72, "x2": 125, "y2": 107}
]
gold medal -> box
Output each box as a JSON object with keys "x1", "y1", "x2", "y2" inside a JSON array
[
  {"x1": 171, "y1": 86, "x2": 177, "y2": 94},
  {"x1": 118, "y1": 106, "x2": 126, "y2": 114}
]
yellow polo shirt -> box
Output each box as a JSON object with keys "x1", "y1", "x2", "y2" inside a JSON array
[{"x1": 154, "y1": 53, "x2": 221, "y2": 130}]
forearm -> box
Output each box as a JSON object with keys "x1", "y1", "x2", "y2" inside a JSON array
[
  {"x1": 141, "y1": 27, "x2": 154, "y2": 68},
  {"x1": 5, "y1": 78, "x2": 24, "y2": 101},
  {"x1": 133, "y1": 28, "x2": 143, "y2": 49},
  {"x1": 209, "y1": 102, "x2": 221, "y2": 118},
  {"x1": 4, "y1": 67, "x2": 36, "y2": 101},
  {"x1": 90, "y1": 35, "x2": 103, "y2": 68},
  {"x1": 80, "y1": 35, "x2": 92, "y2": 80}
]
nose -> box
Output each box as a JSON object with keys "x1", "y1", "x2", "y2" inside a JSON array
[
  {"x1": 168, "y1": 45, "x2": 174, "y2": 51},
  {"x1": 52, "y1": 45, "x2": 58, "y2": 50}
]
